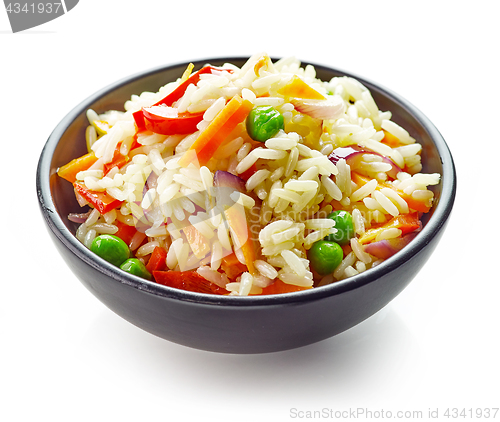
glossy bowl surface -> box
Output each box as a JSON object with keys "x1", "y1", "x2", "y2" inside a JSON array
[{"x1": 36, "y1": 57, "x2": 456, "y2": 353}]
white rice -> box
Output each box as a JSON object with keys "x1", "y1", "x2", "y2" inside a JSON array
[{"x1": 67, "y1": 53, "x2": 440, "y2": 296}]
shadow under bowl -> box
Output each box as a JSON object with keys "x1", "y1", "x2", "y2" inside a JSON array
[{"x1": 36, "y1": 57, "x2": 456, "y2": 354}]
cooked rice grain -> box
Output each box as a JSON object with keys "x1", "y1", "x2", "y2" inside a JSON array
[{"x1": 66, "y1": 54, "x2": 440, "y2": 295}]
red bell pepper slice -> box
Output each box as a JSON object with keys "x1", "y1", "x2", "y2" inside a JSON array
[
  {"x1": 133, "y1": 65, "x2": 233, "y2": 132},
  {"x1": 146, "y1": 246, "x2": 167, "y2": 273},
  {"x1": 153, "y1": 270, "x2": 228, "y2": 295},
  {"x1": 133, "y1": 110, "x2": 147, "y2": 131},
  {"x1": 103, "y1": 143, "x2": 129, "y2": 176},
  {"x1": 130, "y1": 133, "x2": 141, "y2": 150},
  {"x1": 238, "y1": 163, "x2": 258, "y2": 181},
  {"x1": 113, "y1": 220, "x2": 138, "y2": 245},
  {"x1": 73, "y1": 181, "x2": 123, "y2": 215},
  {"x1": 142, "y1": 108, "x2": 204, "y2": 135},
  {"x1": 157, "y1": 65, "x2": 233, "y2": 107}
]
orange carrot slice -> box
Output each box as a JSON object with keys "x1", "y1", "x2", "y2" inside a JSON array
[
  {"x1": 358, "y1": 212, "x2": 421, "y2": 244},
  {"x1": 221, "y1": 252, "x2": 248, "y2": 281},
  {"x1": 183, "y1": 225, "x2": 211, "y2": 259},
  {"x1": 261, "y1": 279, "x2": 311, "y2": 295},
  {"x1": 351, "y1": 172, "x2": 432, "y2": 213},
  {"x1": 57, "y1": 151, "x2": 98, "y2": 183},
  {"x1": 178, "y1": 95, "x2": 253, "y2": 167},
  {"x1": 381, "y1": 129, "x2": 403, "y2": 147},
  {"x1": 224, "y1": 204, "x2": 258, "y2": 275}
]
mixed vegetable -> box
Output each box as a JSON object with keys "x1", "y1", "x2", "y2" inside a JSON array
[
  {"x1": 58, "y1": 54, "x2": 439, "y2": 296},
  {"x1": 246, "y1": 106, "x2": 285, "y2": 142}
]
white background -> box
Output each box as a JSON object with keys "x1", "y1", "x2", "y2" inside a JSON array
[{"x1": 1, "y1": 1, "x2": 499, "y2": 421}]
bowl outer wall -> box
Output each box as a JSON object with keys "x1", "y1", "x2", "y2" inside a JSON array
[{"x1": 36, "y1": 57, "x2": 456, "y2": 353}]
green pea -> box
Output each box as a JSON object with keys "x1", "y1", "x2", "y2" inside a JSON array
[
  {"x1": 246, "y1": 106, "x2": 284, "y2": 142},
  {"x1": 325, "y1": 210, "x2": 355, "y2": 246},
  {"x1": 120, "y1": 258, "x2": 152, "y2": 280},
  {"x1": 90, "y1": 234, "x2": 130, "y2": 267},
  {"x1": 307, "y1": 240, "x2": 343, "y2": 276}
]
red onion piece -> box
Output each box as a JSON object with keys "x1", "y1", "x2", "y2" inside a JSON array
[
  {"x1": 328, "y1": 145, "x2": 402, "y2": 179},
  {"x1": 143, "y1": 171, "x2": 158, "y2": 197},
  {"x1": 213, "y1": 170, "x2": 246, "y2": 192},
  {"x1": 364, "y1": 232, "x2": 417, "y2": 260},
  {"x1": 213, "y1": 172, "x2": 245, "y2": 221},
  {"x1": 213, "y1": 170, "x2": 247, "y2": 212},
  {"x1": 68, "y1": 211, "x2": 92, "y2": 224}
]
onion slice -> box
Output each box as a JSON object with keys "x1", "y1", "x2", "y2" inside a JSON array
[
  {"x1": 213, "y1": 171, "x2": 246, "y2": 203},
  {"x1": 143, "y1": 171, "x2": 158, "y2": 196},
  {"x1": 364, "y1": 232, "x2": 417, "y2": 260},
  {"x1": 328, "y1": 144, "x2": 402, "y2": 179},
  {"x1": 291, "y1": 96, "x2": 345, "y2": 120},
  {"x1": 68, "y1": 210, "x2": 92, "y2": 224}
]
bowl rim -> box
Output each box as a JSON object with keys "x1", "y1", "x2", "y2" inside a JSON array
[{"x1": 36, "y1": 56, "x2": 457, "y2": 307}]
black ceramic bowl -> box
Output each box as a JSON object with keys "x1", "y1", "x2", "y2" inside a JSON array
[{"x1": 36, "y1": 57, "x2": 456, "y2": 354}]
